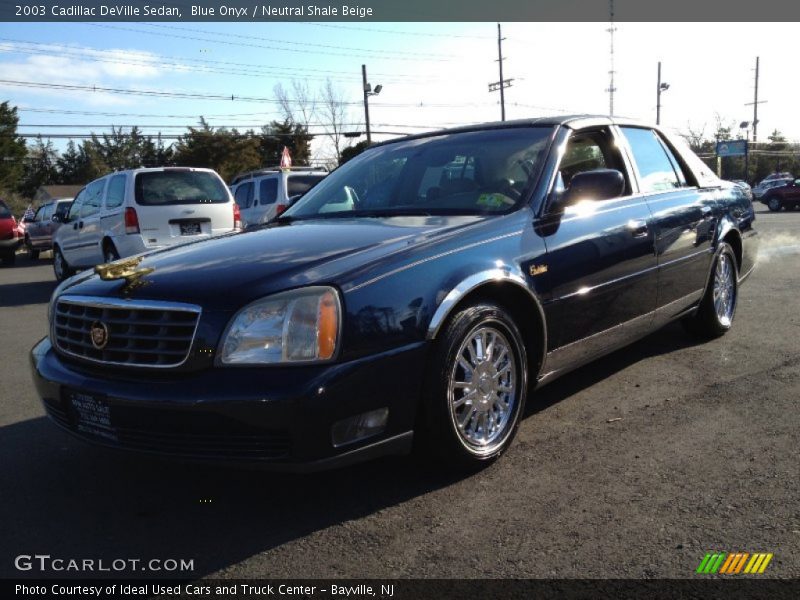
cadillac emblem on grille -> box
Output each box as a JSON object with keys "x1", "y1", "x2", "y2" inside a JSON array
[{"x1": 89, "y1": 321, "x2": 109, "y2": 349}]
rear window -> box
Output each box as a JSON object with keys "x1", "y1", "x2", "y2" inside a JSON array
[
  {"x1": 0, "y1": 202, "x2": 11, "y2": 218},
  {"x1": 287, "y1": 175, "x2": 325, "y2": 197},
  {"x1": 134, "y1": 170, "x2": 229, "y2": 206}
]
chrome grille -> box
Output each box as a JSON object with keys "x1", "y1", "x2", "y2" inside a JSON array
[{"x1": 52, "y1": 295, "x2": 201, "y2": 368}]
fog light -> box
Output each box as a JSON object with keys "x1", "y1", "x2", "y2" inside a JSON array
[{"x1": 331, "y1": 408, "x2": 389, "y2": 447}]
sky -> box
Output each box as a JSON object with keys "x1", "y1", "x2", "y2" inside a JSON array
[{"x1": 0, "y1": 21, "x2": 798, "y2": 164}]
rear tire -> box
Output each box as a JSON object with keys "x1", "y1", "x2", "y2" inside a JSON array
[
  {"x1": 417, "y1": 302, "x2": 528, "y2": 470},
  {"x1": 103, "y1": 242, "x2": 120, "y2": 263},
  {"x1": 53, "y1": 246, "x2": 73, "y2": 281},
  {"x1": 26, "y1": 237, "x2": 39, "y2": 260},
  {"x1": 683, "y1": 242, "x2": 739, "y2": 339},
  {"x1": 767, "y1": 197, "x2": 781, "y2": 212}
]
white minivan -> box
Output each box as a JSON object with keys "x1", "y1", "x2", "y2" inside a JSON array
[
  {"x1": 230, "y1": 167, "x2": 328, "y2": 227},
  {"x1": 53, "y1": 167, "x2": 240, "y2": 281}
]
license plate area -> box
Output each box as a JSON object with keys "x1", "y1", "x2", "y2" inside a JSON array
[
  {"x1": 179, "y1": 222, "x2": 202, "y2": 236},
  {"x1": 64, "y1": 388, "x2": 118, "y2": 442}
]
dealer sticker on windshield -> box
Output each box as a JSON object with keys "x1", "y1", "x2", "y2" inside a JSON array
[{"x1": 477, "y1": 193, "x2": 507, "y2": 208}]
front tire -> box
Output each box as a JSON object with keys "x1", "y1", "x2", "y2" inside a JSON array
[
  {"x1": 419, "y1": 303, "x2": 528, "y2": 469},
  {"x1": 53, "y1": 246, "x2": 73, "y2": 281},
  {"x1": 684, "y1": 243, "x2": 739, "y2": 339}
]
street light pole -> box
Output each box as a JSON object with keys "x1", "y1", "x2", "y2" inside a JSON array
[
  {"x1": 656, "y1": 61, "x2": 662, "y2": 125},
  {"x1": 362, "y1": 64, "x2": 372, "y2": 145}
]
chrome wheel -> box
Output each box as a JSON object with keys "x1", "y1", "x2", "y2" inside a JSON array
[
  {"x1": 713, "y1": 252, "x2": 736, "y2": 327},
  {"x1": 448, "y1": 325, "x2": 518, "y2": 454}
]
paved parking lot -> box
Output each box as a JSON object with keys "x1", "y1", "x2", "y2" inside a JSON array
[{"x1": 1, "y1": 205, "x2": 798, "y2": 580}]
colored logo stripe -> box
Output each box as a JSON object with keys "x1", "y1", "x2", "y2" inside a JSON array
[{"x1": 697, "y1": 552, "x2": 773, "y2": 574}]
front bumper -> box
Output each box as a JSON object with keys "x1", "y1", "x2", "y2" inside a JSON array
[{"x1": 30, "y1": 338, "x2": 426, "y2": 470}]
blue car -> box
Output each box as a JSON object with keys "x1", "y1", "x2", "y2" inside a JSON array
[{"x1": 31, "y1": 116, "x2": 757, "y2": 470}]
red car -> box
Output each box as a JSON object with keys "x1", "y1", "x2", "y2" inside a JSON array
[
  {"x1": 0, "y1": 200, "x2": 21, "y2": 265},
  {"x1": 762, "y1": 177, "x2": 800, "y2": 212}
]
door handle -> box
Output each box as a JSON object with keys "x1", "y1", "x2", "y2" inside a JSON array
[
  {"x1": 78, "y1": 221, "x2": 84, "y2": 229},
  {"x1": 73, "y1": 223, "x2": 78, "y2": 230},
  {"x1": 627, "y1": 219, "x2": 648, "y2": 238}
]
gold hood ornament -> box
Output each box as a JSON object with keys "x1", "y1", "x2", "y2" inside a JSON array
[{"x1": 94, "y1": 256, "x2": 154, "y2": 295}]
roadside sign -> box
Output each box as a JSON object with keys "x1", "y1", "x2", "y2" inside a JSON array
[{"x1": 716, "y1": 140, "x2": 748, "y2": 157}]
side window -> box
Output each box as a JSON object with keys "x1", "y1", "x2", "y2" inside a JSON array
[
  {"x1": 105, "y1": 174, "x2": 127, "y2": 209},
  {"x1": 234, "y1": 182, "x2": 254, "y2": 209},
  {"x1": 558, "y1": 128, "x2": 630, "y2": 195},
  {"x1": 68, "y1": 193, "x2": 85, "y2": 221},
  {"x1": 42, "y1": 203, "x2": 54, "y2": 221},
  {"x1": 33, "y1": 205, "x2": 46, "y2": 222},
  {"x1": 259, "y1": 178, "x2": 278, "y2": 205},
  {"x1": 81, "y1": 179, "x2": 105, "y2": 218},
  {"x1": 55, "y1": 202, "x2": 72, "y2": 221},
  {"x1": 620, "y1": 127, "x2": 684, "y2": 193}
]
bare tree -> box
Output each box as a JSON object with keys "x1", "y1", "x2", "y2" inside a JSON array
[
  {"x1": 273, "y1": 80, "x2": 316, "y2": 127},
  {"x1": 681, "y1": 122, "x2": 707, "y2": 153},
  {"x1": 318, "y1": 79, "x2": 349, "y2": 163}
]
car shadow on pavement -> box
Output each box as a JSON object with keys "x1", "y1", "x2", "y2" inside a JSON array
[
  {"x1": 0, "y1": 322, "x2": 697, "y2": 580},
  {"x1": 526, "y1": 321, "x2": 696, "y2": 417},
  {"x1": 0, "y1": 415, "x2": 466, "y2": 579},
  {"x1": 0, "y1": 279, "x2": 57, "y2": 307}
]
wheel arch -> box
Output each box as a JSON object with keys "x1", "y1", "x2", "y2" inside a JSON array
[
  {"x1": 717, "y1": 219, "x2": 743, "y2": 270},
  {"x1": 426, "y1": 270, "x2": 548, "y2": 378}
]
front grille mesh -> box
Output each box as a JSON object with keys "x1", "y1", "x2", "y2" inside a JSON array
[{"x1": 53, "y1": 298, "x2": 200, "y2": 367}]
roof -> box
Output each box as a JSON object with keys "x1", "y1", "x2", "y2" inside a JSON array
[
  {"x1": 371, "y1": 115, "x2": 656, "y2": 148},
  {"x1": 34, "y1": 185, "x2": 83, "y2": 202}
]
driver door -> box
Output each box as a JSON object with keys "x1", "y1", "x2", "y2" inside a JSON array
[{"x1": 538, "y1": 126, "x2": 659, "y2": 366}]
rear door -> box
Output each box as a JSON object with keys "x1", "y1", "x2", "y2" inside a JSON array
[
  {"x1": 258, "y1": 177, "x2": 279, "y2": 223},
  {"x1": 233, "y1": 180, "x2": 255, "y2": 226},
  {"x1": 134, "y1": 169, "x2": 234, "y2": 247},
  {"x1": 27, "y1": 204, "x2": 47, "y2": 247},
  {"x1": 39, "y1": 202, "x2": 55, "y2": 246},
  {"x1": 618, "y1": 126, "x2": 715, "y2": 313}
]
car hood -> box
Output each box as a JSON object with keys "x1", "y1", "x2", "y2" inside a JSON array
[{"x1": 61, "y1": 215, "x2": 487, "y2": 310}]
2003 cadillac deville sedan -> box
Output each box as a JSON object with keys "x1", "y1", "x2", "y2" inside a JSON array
[{"x1": 31, "y1": 116, "x2": 757, "y2": 470}]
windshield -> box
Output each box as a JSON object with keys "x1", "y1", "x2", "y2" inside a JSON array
[
  {"x1": 284, "y1": 127, "x2": 552, "y2": 219},
  {"x1": 0, "y1": 203, "x2": 10, "y2": 219},
  {"x1": 135, "y1": 170, "x2": 229, "y2": 206}
]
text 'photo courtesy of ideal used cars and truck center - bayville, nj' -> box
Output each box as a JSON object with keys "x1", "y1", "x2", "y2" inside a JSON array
[{"x1": 1, "y1": 2, "x2": 799, "y2": 598}]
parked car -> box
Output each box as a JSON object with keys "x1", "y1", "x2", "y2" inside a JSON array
[
  {"x1": 52, "y1": 167, "x2": 240, "y2": 281},
  {"x1": 752, "y1": 177, "x2": 793, "y2": 200},
  {"x1": 32, "y1": 116, "x2": 757, "y2": 470},
  {"x1": 760, "y1": 171, "x2": 793, "y2": 184},
  {"x1": 230, "y1": 166, "x2": 328, "y2": 227},
  {"x1": 728, "y1": 180, "x2": 752, "y2": 202},
  {"x1": 761, "y1": 177, "x2": 800, "y2": 211},
  {"x1": 0, "y1": 200, "x2": 21, "y2": 265},
  {"x1": 23, "y1": 198, "x2": 73, "y2": 259}
]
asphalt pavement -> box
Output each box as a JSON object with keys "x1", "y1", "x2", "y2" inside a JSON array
[{"x1": 0, "y1": 205, "x2": 798, "y2": 580}]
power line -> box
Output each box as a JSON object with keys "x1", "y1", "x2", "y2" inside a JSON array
[
  {"x1": 87, "y1": 23, "x2": 457, "y2": 63},
  {"x1": 140, "y1": 23, "x2": 457, "y2": 59},
  {"x1": 295, "y1": 22, "x2": 495, "y2": 40}
]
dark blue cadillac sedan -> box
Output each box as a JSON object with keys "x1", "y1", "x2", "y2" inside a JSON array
[{"x1": 31, "y1": 116, "x2": 757, "y2": 470}]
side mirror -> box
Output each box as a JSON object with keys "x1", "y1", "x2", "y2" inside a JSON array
[
  {"x1": 51, "y1": 214, "x2": 61, "y2": 223},
  {"x1": 553, "y1": 169, "x2": 625, "y2": 212},
  {"x1": 287, "y1": 194, "x2": 302, "y2": 206}
]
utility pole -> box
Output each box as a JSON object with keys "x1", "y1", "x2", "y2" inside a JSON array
[
  {"x1": 745, "y1": 56, "x2": 767, "y2": 143},
  {"x1": 362, "y1": 64, "x2": 372, "y2": 145},
  {"x1": 606, "y1": 0, "x2": 617, "y2": 116},
  {"x1": 488, "y1": 23, "x2": 513, "y2": 121}
]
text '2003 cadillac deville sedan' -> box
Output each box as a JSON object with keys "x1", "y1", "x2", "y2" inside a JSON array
[{"x1": 31, "y1": 116, "x2": 757, "y2": 470}]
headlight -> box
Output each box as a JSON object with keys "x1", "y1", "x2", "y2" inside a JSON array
[{"x1": 218, "y1": 286, "x2": 341, "y2": 365}]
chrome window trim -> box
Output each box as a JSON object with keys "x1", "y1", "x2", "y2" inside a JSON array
[{"x1": 52, "y1": 294, "x2": 202, "y2": 369}]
